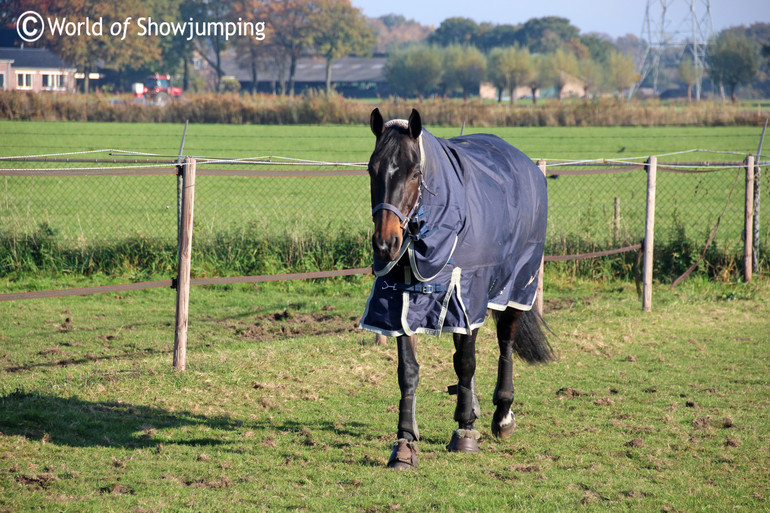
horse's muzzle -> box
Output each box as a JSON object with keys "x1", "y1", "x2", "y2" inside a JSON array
[
  {"x1": 372, "y1": 211, "x2": 404, "y2": 262},
  {"x1": 372, "y1": 232, "x2": 402, "y2": 262}
]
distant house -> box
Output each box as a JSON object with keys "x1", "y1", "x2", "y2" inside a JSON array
[
  {"x1": 0, "y1": 47, "x2": 76, "y2": 93},
  {"x1": 203, "y1": 49, "x2": 389, "y2": 97}
]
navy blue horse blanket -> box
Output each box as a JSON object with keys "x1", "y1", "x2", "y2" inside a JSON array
[{"x1": 360, "y1": 128, "x2": 548, "y2": 337}]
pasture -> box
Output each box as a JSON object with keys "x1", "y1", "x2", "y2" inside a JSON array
[
  {"x1": 0, "y1": 121, "x2": 765, "y2": 280},
  {"x1": 0, "y1": 276, "x2": 767, "y2": 511},
  {"x1": 0, "y1": 120, "x2": 768, "y2": 511}
]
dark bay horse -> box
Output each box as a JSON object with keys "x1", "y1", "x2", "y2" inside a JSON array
[{"x1": 359, "y1": 108, "x2": 554, "y2": 470}]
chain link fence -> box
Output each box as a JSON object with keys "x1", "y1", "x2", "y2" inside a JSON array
[
  {"x1": 1, "y1": 154, "x2": 766, "y2": 279},
  {"x1": 544, "y1": 164, "x2": 754, "y2": 250}
]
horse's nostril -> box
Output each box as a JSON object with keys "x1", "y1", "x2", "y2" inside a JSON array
[
  {"x1": 372, "y1": 236, "x2": 388, "y2": 254},
  {"x1": 373, "y1": 234, "x2": 401, "y2": 261}
]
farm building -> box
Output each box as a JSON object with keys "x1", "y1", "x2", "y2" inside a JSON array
[
  {"x1": 0, "y1": 47, "x2": 76, "y2": 93},
  {"x1": 198, "y1": 49, "x2": 389, "y2": 97}
]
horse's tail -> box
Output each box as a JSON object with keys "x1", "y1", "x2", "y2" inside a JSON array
[{"x1": 499, "y1": 309, "x2": 555, "y2": 364}]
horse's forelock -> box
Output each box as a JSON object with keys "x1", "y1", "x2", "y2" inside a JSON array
[
  {"x1": 384, "y1": 119, "x2": 409, "y2": 130},
  {"x1": 373, "y1": 120, "x2": 415, "y2": 159},
  {"x1": 373, "y1": 119, "x2": 424, "y2": 172}
]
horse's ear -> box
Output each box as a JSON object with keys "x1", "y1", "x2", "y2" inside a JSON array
[
  {"x1": 370, "y1": 108, "x2": 384, "y2": 137},
  {"x1": 408, "y1": 109, "x2": 422, "y2": 139}
]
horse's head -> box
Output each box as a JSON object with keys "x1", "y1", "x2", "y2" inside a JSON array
[{"x1": 368, "y1": 107, "x2": 423, "y2": 262}]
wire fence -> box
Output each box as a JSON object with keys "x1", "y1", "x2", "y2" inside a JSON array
[
  {"x1": 0, "y1": 148, "x2": 767, "y2": 281},
  {"x1": 544, "y1": 163, "x2": 752, "y2": 254}
]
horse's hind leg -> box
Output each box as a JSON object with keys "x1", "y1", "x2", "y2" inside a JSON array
[
  {"x1": 388, "y1": 335, "x2": 420, "y2": 470},
  {"x1": 491, "y1": 308, "x2": 521, "y2": 439},
  {"x1": 447, "y1": 329, "x2": 481, "y2": 452}
]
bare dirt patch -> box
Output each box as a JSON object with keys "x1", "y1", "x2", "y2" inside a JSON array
[
  {"x1": 100, "y1": 483, "x2": 134, "y2": 495},
  {"x1": 16, "y1": 473, "x2": 59, "y2": 489},
  {"x1": 232, "y1": 308, "x2": 358, "y2": 342},
  {"x1": 556, "y1": 387, "x2": 590, "y2": 399},
  {"x1": 544, "y1": 296, "x2": 594, "y2": 313}
]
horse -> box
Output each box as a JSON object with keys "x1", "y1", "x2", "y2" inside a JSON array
[{"x1": 359, "y1": 108, "x2": 554, "y2": 470}]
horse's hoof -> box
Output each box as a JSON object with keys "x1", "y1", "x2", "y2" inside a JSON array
[
  {"x1": 387, "y1": 439, "x2": 418, "y2": 470},
  {"x1": 447, "y1": 429, "x2": 480, "y2": 453},
  {"x1": 491, "y1": 411, "x2": 516, "y2": 440}
]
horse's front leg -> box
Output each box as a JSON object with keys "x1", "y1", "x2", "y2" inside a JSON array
[
  {"x1": 388, "y1": 334, "x2": 420, "y2": 470},
  {"x1": 448, "y1": 329, "x2": 481, "y2": 452}
]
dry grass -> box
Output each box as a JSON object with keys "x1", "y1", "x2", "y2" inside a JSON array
[{"x1": 1, "y1": 90, "x2": 764, "y2": 126}]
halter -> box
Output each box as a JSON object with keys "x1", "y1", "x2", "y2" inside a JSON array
[
  {"x1": 371, "y1": 121, "x2": 428, "y2": 231},
  {"x1": 371, "y1": 170, "x2": 427, "y2": 230}
]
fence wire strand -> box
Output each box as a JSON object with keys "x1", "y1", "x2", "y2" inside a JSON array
[{"x1": 0, "y1": 149, "x2": 765, "y2": 286}]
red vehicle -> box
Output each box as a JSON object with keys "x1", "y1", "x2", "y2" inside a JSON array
[{"x1": 134, "y1": 74, "x2": 182, "y2": 105}]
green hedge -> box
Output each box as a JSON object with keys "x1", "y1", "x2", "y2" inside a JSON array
[{"x1": 1, "y1": 223, "x2": 763, "y2": 284}]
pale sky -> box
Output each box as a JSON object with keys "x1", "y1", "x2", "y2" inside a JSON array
[{"x1": 353, "y1": 0, "x2": 769, "y2": 39}]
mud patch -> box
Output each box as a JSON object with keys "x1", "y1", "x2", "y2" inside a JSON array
[
  {"x1": 59, "y1": 317, "x2": 75, "y2": 332},
  {"x1": 234, "y1": 308, "x2": 358, "y2": 342},
  {"x1": 185, "y1": 476, "x2": 232, "y2": 489},
  {"x1": 556, "y1": 387, "x2": 589, "y2": 399},
  {"x1": 16, "y1": 473, "x2": 59, "y2": 489},
  {"x1": 38, "y1": 346, "x2": 64, "y2": 356},
  {"x1": 692, "y1": 416, "x2": 713, "y2": 429},
  {"x1": 510, "y1": 463, "x2": 542, "y2": 473},
  {"x1": 100, "y1": 483, "x2": 134, "y2": 495},
  {"x1": 544, "y1": 296, "x2": 594, "y2": 312}
]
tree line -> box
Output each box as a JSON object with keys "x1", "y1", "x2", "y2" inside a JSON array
[
  {"x1": 387, "y1": 16, "x2": 767, "y2": 103},
  {"x1": 385, "y1": 43, "x2": 637, "y2": 102},
  {"x1": 3, "y1": 0, "x2": 373, "y2": 94},
  {"x1": 2, "y1": 1, "x2": 766, "y2": 100},
  {"x1": 405, "y1": 16, "x2": 642, "y2": 101}
]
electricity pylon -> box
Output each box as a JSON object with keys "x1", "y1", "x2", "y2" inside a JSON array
[{"x1": 629, "y1": 0, "x2": 715, "y2": 99}]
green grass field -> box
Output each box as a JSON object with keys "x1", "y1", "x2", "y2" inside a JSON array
[
  {"x1": 0, "y1": 120, "x2": 768, "y2": 511},
  {"x1": 0, "y1": 121, "x2": 765, "y2": 281},
  {"x1": 1, "y1": 120, "x2": 762, "y2": 161},
  {"x1": 0, "y1": 275, "x2": 767, "y2": 511}
]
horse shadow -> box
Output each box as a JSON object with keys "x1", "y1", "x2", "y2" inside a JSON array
[{"x1": 0, "y1": 389, "x2": 240, "y2": 449}]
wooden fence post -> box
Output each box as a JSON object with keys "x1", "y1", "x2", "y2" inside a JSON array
[
  {"x1": 536, "y1": 159, "x2": 546, "y2": 317},
  {"x1": 174, "y1": 157, "x2": 196, "y2": 371},
  {"x1": 744, "y1": 154, "x2": 754, "y2": 283},
  {"x1": 642, "y1": 156, "x2": 657, "y2": 312}
]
